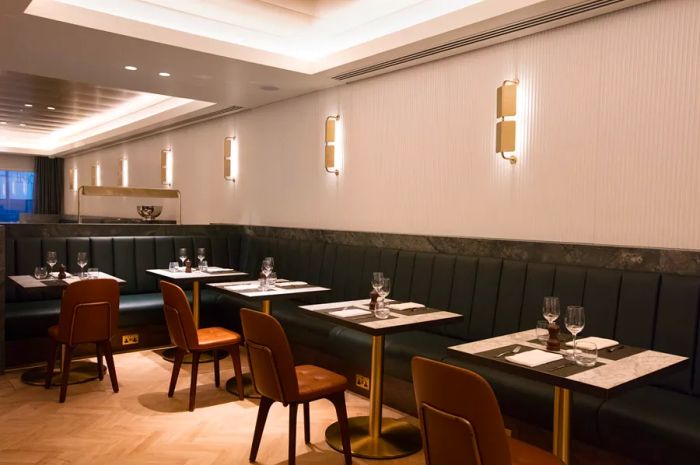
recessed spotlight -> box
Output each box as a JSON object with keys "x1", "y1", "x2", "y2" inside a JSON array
[
  {"x1": 19, "y1": 123, "x2": 26, "y2": 127},
  {"x1": 124, "y1": 65, "x2": 138, "y2": 71},
  {"x1": 158, "y1": 72, "x2": 171, "y2": 77},
  {"x1": 24, "y1": 103, "x2": 33, "y2": 108},
  {"x1": 47, "y1": 106, "x2": 55, "y2": 110}
]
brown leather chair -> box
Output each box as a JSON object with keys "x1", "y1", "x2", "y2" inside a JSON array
[
  {"x1": 160, "y1": 280, "x2": 245, "y2": 411},
  {"x1": 411, "y1": 356, "x2": 565, "y2": 465},
  {"x1": 45, "y1": 279, "x2": 120, "y2": 403},
  {"x1": 240, "y1": 308, "x2": 352, "y2": 465}
]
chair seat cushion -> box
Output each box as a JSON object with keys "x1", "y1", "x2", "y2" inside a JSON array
[
  {"x1": 598, "y1": 385, "x2": 700, "y2": 464},
  {"x1": 193, "y1": 327, "x2": 241, "y2": 349},
  {"x1": 509, "y1": 438, "x2": 565, "y2": 465},
  {"x1": 294, "y1": 364, "x2": 347, "y2": 402}
]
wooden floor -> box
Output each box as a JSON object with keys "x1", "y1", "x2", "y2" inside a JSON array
[{"x1": 0, "y1": 350, "x2": 424, "y2": 465}]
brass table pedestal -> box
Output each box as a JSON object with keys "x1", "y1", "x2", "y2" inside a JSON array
[
  {"x1": 325, "y1": 416, "x2": 421, "y2": 459},
  {"x1": 22, "y1": 361, "x2": 106, "y2": 386},
  {"x1": 553, "y1": 386, "x2": 571, "y2": 464}
]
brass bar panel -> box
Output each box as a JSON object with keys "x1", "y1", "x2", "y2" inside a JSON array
[{"x1": 368, "y1": 335, "x2": 385, "y2": 443}]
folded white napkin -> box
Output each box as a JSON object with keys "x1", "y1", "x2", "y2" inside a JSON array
[
  {"x1": 329, "y1": 308, "x2": 371, "y2": 318},
  {"x1": 566, "y1": 336, "x2": 618, "y2": 350},
  {"x1": 276, "y1": 281, "x2": 308, "y2": 287},
  {"x1": 387, "y1": 302, "x2": 425, "y2": 311},
  {"x1": 205, "y1": 267, "x2": 235, "y2": 273},
  {"x1": 225, "y1": 283, "x2": 260, "y2": 291},
  {"x1": 506, "y1": 349, "x2": 563, "y2": 367}
]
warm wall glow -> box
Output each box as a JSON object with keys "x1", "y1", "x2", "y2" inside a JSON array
[
  {"x1": 224, "y1": 136, "x2": 238, "y2": 181},
  {"x1": 496, "y1": 79, "x2": 518, "y2": 165},
  {"x1": 119, "y1": 157, "x2": 129, "y2": 187},
  {"x1": 161, "y1": 149, "x2": 173, "y2": 186},
  {"x1": 324, "y1": 115, "x2": 342, "y2": 175},
  {"x1": 69, "y1": 167, "x2": 78, "y2": 191},
  {"x1": 91, "y1": 163, "x2": 101, "y2": 186}
]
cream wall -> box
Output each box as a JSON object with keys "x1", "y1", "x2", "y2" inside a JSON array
[
  {"x1": 64, "y1": 0, "x2": 700, "y2": 250},
  {"x1": 0, "y1": 154, "x2": 35, "y2": 171}
]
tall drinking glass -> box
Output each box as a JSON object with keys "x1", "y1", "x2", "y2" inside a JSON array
[
  {"x1": 565, "y1": 305, "x2": 586, "y2": 360},
  {"x1": 178, "y1": 248, "x2": 188, "y2": 267},
  {"x1": 77, "y1": 252, "x2": 88, "y2": 278},
  {"x1": 197, "y1": 248, "x2": 206, "y2": 266},
  {"x1": 542, "y1": 296, "x2": 560, "y2": 324},
  {"x1": 46, "y1": 251, "x2": 57, "y2": 276}
]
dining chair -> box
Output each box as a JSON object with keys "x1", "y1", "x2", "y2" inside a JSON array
[
  {"x1": 45, "y1": 279, "x2": 120, "y2": 403},
  {"x1": 411, "y1": 356, "x2": 565, "y2": 465},
  {"x1": 240, "y1": 308, "x2": 352, "y2": 465},
  {"x1": 160, "y1": 280, "x2": 245, "y2": 411}
]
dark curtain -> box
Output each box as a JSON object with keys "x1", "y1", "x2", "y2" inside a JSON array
[{"x1": 33, "y1": 156, "x2": 64, "y2": 214}]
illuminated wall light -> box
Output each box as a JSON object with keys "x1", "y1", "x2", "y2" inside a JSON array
[
  {"x1": 69, "y1": 168, "x2": 78, "y2": 192},
  {"x1": 224, "y1": 136, "x2": 238, "y2": 182},
  {"x1": 119, "y1": 157, "x2": 129, "y2": 187},
  {"x1": 324, "y1": 115, "x2": 342, "y2": 175},
  {"x1": 91, "y1": 163, "x2": 101, "y2": 186},
  {"x1": 496, "y1": 79, "x2": 519, "y2": 165},
  {"x1": 161, "y1": 149, "x2": 173, "y2": 186}
]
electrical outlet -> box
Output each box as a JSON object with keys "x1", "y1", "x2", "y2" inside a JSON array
[
  {"x1": 122, "y1": 334, "x2": 139, "y2": 346},
  {"x1": 355, "y1": 374, "x2": 370, "y2": 390}
]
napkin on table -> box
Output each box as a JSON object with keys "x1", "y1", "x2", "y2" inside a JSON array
[
  {"x1": 566, "y1": 336, "x2": 619, "y2": 350},
  {"x1": 205, "y1": 267, "x2": 235, "y2": 273},
  {"x1": 329, "y1": 308, "x2": 371, "y2": 318},
  {"x1": 387, "y1": 302, "x2": 425, "y2": 311},
  {"x1": 275, "y1": 281, "x2": 308, "y2": 287},
  {"x1": 506, "y1": 349, "x2": 563, "y2": 367}
]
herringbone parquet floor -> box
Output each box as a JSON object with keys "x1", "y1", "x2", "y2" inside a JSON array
[{"x1": 0, "y1": 350, "x2": 424, "y2": 465}]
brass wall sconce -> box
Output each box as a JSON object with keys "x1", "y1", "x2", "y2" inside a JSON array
[
  {"x1": 69, "y1": 168, "x2": 78, "y2": 192},
  {"x1": 224, "y1": 136, "x2": 237, "y2": 181},
  {"x1": 496, "y1": 79, "x2": 519, "y2": 165},
  {"x1": 325, "y1": 115, "x2": 341, "y2": 175},
  {"x1": 91, "y1": 163, "x2": 101, "y2": 186},
  {"x1": 119, "y1": 157, "x2": 129, "y2": 187},
  {"x1": 161, "y1": 149, "x2": 173, "y2": 186}
]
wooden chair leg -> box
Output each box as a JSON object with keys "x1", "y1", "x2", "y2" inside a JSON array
[
  {"x1": 45, "y1": 339, "x2": 58, "y2": 389},
  {"x1": 102, "y1": 341, "x2": 119, "y2": 393},
  {"x1": 188, "y1": 351, "x2": 201, "y2": 412},
  {"x1": 328, "y1": 392, "x2": 352, "y2": 465},
  {"x1": 168, "y1": 349, "x2": 184, "y2": 397},
  {"x1": 229, "y1": 345, "x2": 244, "y2": 400},
  {"x1": 250, "y1": 396, "x2": 274, "y2": 462},
  {"x1": 96, "y1": 343, "x2": 104, "y2": 381},
  {"x1": 303, "y1": 402, "x2": 311, "y2": 444},
  {"x1": 59, "y1": 346, "x2": 74, "y2": 403},
  {"x1": 288, "y1": 402, "x2": 299, "y2": 465},
  {"x1": 213, "y1": 349, "x2": 220, "y2": 387}
]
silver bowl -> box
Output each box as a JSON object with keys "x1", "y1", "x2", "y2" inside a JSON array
[{"x1": 136, "y1": 205, "x2": 163, "y2": 221}]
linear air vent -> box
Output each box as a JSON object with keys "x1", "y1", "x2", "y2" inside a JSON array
[{"x1": 332, "y1": 0, "x2": 626, "y2": 81}]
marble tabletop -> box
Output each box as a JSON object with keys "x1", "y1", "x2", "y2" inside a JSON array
[
  {"x1": 448, "y1": 329, "x2": 688, "y2": 397},
  {"x1": 146, "y1": 268, "x2": 247, "y2": 282},
  {"x1": 207, "y1": 279, "x2": 329, "y2": 300},
  {"x1": 9, "y1": 272, "x2": 126, "y2": 288},
  {"x1": 299, "y1": 299, "x2": 462, "y2": 336}
]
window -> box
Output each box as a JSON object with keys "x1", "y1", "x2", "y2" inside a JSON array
[{"x1": 0, "y1": 170, "x2": 34, "y2": 222}]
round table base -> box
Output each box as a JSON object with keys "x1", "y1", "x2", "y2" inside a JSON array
[
  {"x1": 22, "y1": 362, "x2": 106, "y2": 387},
  {"x1": 225, "y1": 373, "x2": 260, "y2": 399},
  {"x1": 160, "y1": 348, "x2": 226, "y2": 363},
  {"x1": 325, "y1": 416, "x2": 422, "y2": 459}
]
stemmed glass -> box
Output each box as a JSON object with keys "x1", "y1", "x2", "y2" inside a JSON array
[
  {"x1": 46, "y1": 251, "x2": 57, "y2": 277},
  {"x1": 178, "y1": 248, "x2": 188, "y2": 267},
  {"x1": 77, "y1": 252, "x2": 88, "y2": 278},
  {"x1": 372, "y1": 272, "x2": 384, "y2": 294},
  {"x1": 378, "y1": 277, "x2": 391, "y2": 303},
  {"x1": 197, "y1": 248, "x2": 206, "y2": 266},
  {"x1": 565, "y1": 305, "x2": 586, "y2": 360},
  {"x1": 260, "y1": 257, "x2": 274, "y2": 289},
  {"x1": 542, "y1": 296, "x2": 560, "y2": 325}
]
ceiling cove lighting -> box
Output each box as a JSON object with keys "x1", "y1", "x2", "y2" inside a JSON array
[
  {"x1": 91, "y1": 163, "x2": 101, "y2": 186},
  {"x1": 47, "y1": 106, "x2": 56, "y2": 110},
  {"x1": 158, "y1": 72, "x2": 171, "y2": 77},
  {"x1": 161, "y1": 149, "x2": 173, "y2": 186},
  {"x1": 224, "y1": 136, "x2": 238, "y2": 182},
  {"x1": 496, "y1": 79, "x2": 519, "y2": 165},
  {"x1": 119, "y1": 157, "x2": 129, "y2": 187},
  {"x1": 324, "y1": 115, "x2": 342, "y2": 175},
  {"x1": 69, "y1": 168, "x2": 78, "y2": 192},
  {"x1": 124, "y1": 65, "x2": 138, "y2": 71},
  {"x1": 24, "y1": 103, "x2": 32, "y2": 108}
]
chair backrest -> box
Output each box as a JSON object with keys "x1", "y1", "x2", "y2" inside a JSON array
[
  {"x1": 411, "y1": 356, "x2": 512, "y2": 465},
  {"x1": 160, "y1": 281, "x2": 198, "y2": 351},
  {"x1": 240, "y1": 309, "x2": 298, "y2": 403},
  {"x1": 58, "y1": 279, "x2": 120, "y2": 345}
]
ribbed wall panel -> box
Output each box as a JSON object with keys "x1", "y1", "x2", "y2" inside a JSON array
[{"x1": 64, "y1": 0, "x2": 700, "y2": 250}]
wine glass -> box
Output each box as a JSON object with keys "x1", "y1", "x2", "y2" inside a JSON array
[
  {"x1": 542, "y1": 296, "x2": 560, "y2": 324},
  {"x1": 378, "y1": 277, "x2": 391, "y2": 303},
  {"x1": 197, "y1": 248, "x2": 206, "y2": 266},
  {"x1": 77, "y1": 252, "x2": 88, "y2": 278},
  {"x1": 372, "y1": 272, "x2": 384, "y2": 293},
  {"x1": 178, "y1": 248, "x2": 188, "y2": 267},
  {"x1": 46, "y1": 251, "x2": 57, "y2": 277},
  {"x1": 565, "y1": 305, "x2": 586, "y2": 360}
]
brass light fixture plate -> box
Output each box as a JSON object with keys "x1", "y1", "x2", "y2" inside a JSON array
[
  {"x1": 21, "y1": 362, "x2": 105, "y2": 386},
  {"x1": 224, "y1": 136, "x2": 235, "y2": 181},
  {"x1": 496, "y1": 120, "x2": 516, "y2": 153},
  {"x1": 325, "y1": 416, "x2": 422, "y2": 459},
  {"x1": 497, "y1": 84, "x2": 517, "y2": 117}
]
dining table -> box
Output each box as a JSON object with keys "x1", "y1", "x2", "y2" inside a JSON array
[
  {"x1": 207, "y1": 278, "x2": 330, "y2": 397},
  {"x1": 299, "y1": 298, "x2": 462, "y2": 460},
  {"x1": 8, "y1": 272, "x2": 126, "y2": 387},
  {"x1": 447, "y1": 329, "x2": 688, "y2": 464}
]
